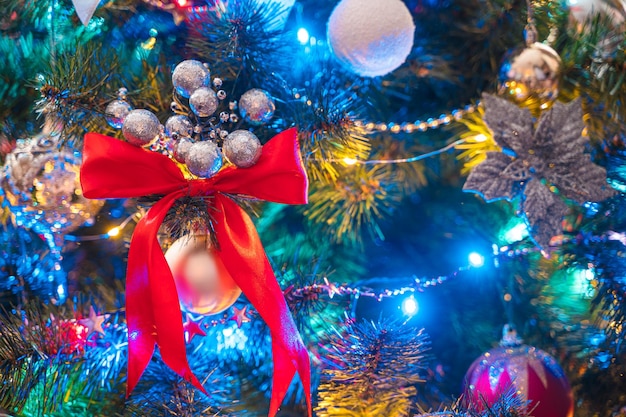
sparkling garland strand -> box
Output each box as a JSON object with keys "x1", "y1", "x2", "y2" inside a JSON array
[
  {"x1": 354, "y1": 102, "x2": 479, "y2": 134},
  {"x1": 47, "y1": 230, "x2": 620, "y2": 349}
]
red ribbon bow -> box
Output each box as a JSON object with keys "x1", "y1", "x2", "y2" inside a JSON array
[{"x1": 80, "y1": 128, "x2": 311, "y2": 416}]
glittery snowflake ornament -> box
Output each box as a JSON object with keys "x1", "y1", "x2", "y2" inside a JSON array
[{"x1": 464, "y1": 94, "x2": 615, "y2": 248}]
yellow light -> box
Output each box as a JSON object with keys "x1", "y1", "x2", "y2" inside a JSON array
[
  {"x1": 343, "y1": 157, "x2": 358, "y2": 166},
  {"x1": 141, "y1": 37, "x2": 157, "y2": 50},
  {"x1": 474, "y1": 133, "x2": 488, "y2": 142},
  {"x1": 107, "y1": 227, "x2": 120, "y2": 237}
]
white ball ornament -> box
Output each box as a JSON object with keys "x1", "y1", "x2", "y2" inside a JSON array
[{"x1": 327, "y1": 0, "x2": 416, "y2": 77}]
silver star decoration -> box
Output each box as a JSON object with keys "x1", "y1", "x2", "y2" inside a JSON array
[
  {"x1": 78, "y1": 305, "x2": 107, "y2": 336},
  {"x1": 464, "y1": 94, "x2": 615, "y2": 248}
]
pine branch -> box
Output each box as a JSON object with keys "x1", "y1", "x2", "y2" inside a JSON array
[
  {"x1": 34, "y1": 42, "x2": 119, "y2": 144},
  {"x1": 0, "y1": 33, "x2": 49, "y2": 134},
  {"x1": 558, "y1": 14, "x2": 626, "y2": 140},
  {"x1": 316, "y1": 319, "x2": 429, "y2": 417},
  {"x1": 287, "y1": 67, "x2": 372, "y2": 184},
  {"x1": 417, "y1": 388, "x2": 531, "y2": 416},
  {"x1": 452, "y1": 106, "x2": 501, "y2": 175},
  {"x1": 257, "y1": 203, "x2": 367, "y2": 281},
  {"x1": 185, "y1": 0, "x2": 294, "y2": 85},
  {"x1": 304, "y1": 164, "x2": 404, "y2": 244}
]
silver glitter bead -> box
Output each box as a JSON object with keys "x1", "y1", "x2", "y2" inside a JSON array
[
  {"x1": 213, "y1": 77, "x2": 223, "y2": 88},
  {"x1": 229, "y1": 114, "x2": 239, "y2": 123},
  {"x1": 174, "y1": 137, "x2": 193, "y2": 163},
  {"x1": 172, "y1": 60, "x2": 211, "y2": 98},
  {"x1": 185, "y1": 141, "x2": 223, "y2": 177},
  {"x1": 238, "y1": 88, "x2": 275, "y2": 125},
  {"x1": 189, "y1": 87, "x2": 219, "y2": 118},
  {"x1": 105, "y1": 100, "x2": 133, "y2": 129},
  {"x1": 217, "y1": 90, "x2": 227, "y2": 100},
  {"x1": 122, "y1": 109, "x2": 161, "y2": 146},
  {"x1": 223, "y1": 130, "x2": 262, "y2": 168},
  {"x1": 219, "y1": 111, "x2": 229, "y2": 122},
  {"x1": 165, "y1": 115, "x2": 193, "y2": 139}
]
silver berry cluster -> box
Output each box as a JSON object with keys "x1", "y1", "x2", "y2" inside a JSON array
[{"x1": 104, "y1": 60, "x2": 276, "y2": 178}]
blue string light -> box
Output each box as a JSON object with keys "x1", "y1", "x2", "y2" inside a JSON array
[
  {"x1": 297, "y1": 28, "x2": 310, "y2": 45},
  {"x1": 468, "y1": 252, "x2": 485, "y2": 268},
  {"x1": 401, "y1": 296, "x2": 419, "y2": 316}
]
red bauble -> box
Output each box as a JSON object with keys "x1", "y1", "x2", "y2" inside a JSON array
[{"x1": 463, "y1": 344, "x2": 574, "y2": 417}]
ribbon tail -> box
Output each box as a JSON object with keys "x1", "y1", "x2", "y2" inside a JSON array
[
  {"x1": 126, "y1": 232, "x2": 157, "y2": 397},
  {"x1": 269, "y1": 338, "x2": 312, "y2": 416},
  {"x1": 126, "y1": 192, "x2": 207, "y2": 396},
  {"x1": 213, "y1": 195, "x2": 311, "y2": 416},
  {"x1": 269, "y1": 338, "x2": 297, "y2": 416}
]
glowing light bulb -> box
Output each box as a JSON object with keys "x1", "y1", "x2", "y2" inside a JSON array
[
  {"x1": 401, "y1": 296, "x2": 419, "y2": 316},
  {"x1": 297, "y1": 28, "x2": 310, "y2": 45},
  {"x1": 343, "y1": 157, "x2": 358, "y2": 165},
  {"x1": 468, "y1": 252, "x2": 485, "y2": 268},
  {"x1": 107, "y1": 227, "x2": 120, "y2": 238}
]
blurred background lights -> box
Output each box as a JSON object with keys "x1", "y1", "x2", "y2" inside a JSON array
[
  {"x1": 571, "y1": 268, "x2": 595, "y2": 298},
  {"x1": 502, "y1": 222, "x2": 528, "y2": 243},
  {"x1": 297, "y1": 28, "x2": 310, "y2": 45},
  {"x1": 468, "y1": 252, "x2": 485, "y2": 268},
  {"x1": 401, "y1": 296, "x2": 419, "y2": 316},
  {"x1": 474, "y1": 133, "x2": 488, "y2": 142},
  {"x1": 107, "y1": 227, "x2": 120, "y2": 238}
]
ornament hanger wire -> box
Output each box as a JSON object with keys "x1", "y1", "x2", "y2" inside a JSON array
[{"x1": 524, "y1": 0, "x2": 539, "y2": 45}]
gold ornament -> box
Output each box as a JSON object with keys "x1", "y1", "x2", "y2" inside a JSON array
[
  {"x1": 498, "y1": 42, "x2": 562, "y2": 111},
  {"x1": 2, "y1": 119, "x2": 103, "y2": 241},
  {"x1": 165, "y1": 234, "x2": 242, "y2": 316}
]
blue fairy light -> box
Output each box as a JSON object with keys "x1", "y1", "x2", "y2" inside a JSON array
[
  {"x1": 297, "y1": 28, "x2": 310, "y2": 45},
  {"x1": 468, "y1": 252, "x2": 485, "y2": 268},
  {"x1": 401, "y1": 296, "x2": 419, "y2": 316}
]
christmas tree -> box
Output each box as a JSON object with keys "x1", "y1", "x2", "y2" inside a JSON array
[{"x1": 1, "y1": 0, "x2": 625, "y2": 415}]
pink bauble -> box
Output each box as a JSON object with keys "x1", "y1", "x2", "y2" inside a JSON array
[
  {"x1": 463, "y1": 345, "x2": 574, "y2": 417},
  {"x1": 165, "y1": 234, "x2": 242, "y2": 315}
]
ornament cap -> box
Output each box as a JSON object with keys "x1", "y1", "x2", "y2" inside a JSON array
[{"x1": 500, "y1": 323, "x2": 523, "y2": 347}]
